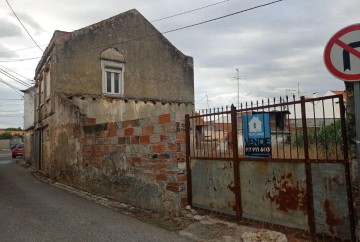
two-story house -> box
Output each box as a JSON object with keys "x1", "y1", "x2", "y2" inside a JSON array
[{"x1": 30, "y1": 9, "x2": 194, "y2": 174}]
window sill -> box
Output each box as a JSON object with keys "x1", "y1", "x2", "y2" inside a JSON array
[{"x1": 103, "y1": 93, "x2": 124, "y2": 98}]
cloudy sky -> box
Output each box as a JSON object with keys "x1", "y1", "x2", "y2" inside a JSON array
[{"x1": 0, "y1": 0, "x2": 358, "y2": 128}]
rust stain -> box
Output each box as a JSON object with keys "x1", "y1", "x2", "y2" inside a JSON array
[
  {"x1": 227, "y1": 182, "x2": 236, "y2": 194},
  {"x1": 324, "y1": 199, "x2": 341, "y2": 234},
  {"x1": 329, "y1": 176, "x2": 342, "y2": 186},
  {"x1": 264, "y1": 172, "x2": 307, "y2": 214},
  {"x1": 324, "y1": 176, "x2": 343, "y2": 192},
  {"x1": 227, "y1": 201, "x2": 237, "y2": 211}
]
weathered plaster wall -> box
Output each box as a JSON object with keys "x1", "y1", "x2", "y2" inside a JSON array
[
  {"x1": 47, "y1": 95, "x2": 188, "y2": 213},
  {"x1": 53, "y1": 9, "x2": 194, "y2": 104},
  {"x1": 51, "y1": 94, "x2": 84, "y2": 177},
  {"x1": 68, "y1": 95, "x2": 194, "y2": 123},
  {"x1": 38, "y1": 94, "x2": 84, "y2": 176},
  {"x1": 24, "y1": 87, "x2": 35, "y2": 130},
  {"x1": 23, "y1": 131, "x2": 33, "y2": 163}
]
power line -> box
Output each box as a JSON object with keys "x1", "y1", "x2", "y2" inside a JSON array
[
  {"x1": 0, "y1": 104, "x2": 23, "y2": 106},
  {"x1": 0, "y1": 114, "x2": 23, "y2": 116},
  {"x1": 162, "y1": 0, "x2": 283, "y2": 34},
  {"x1": 0, "y1": 56, "x2": 41, "y2": 62},
  {"x1": 0, "y1": 77, "x2": 24, "y2": 97},
  {"x1": 0, "y1": 65, "x2": 34, "y2": 82},
  {"x1": 0, "y1": 110, "x2": 23, "y2": 113},
  {"x1": 151, "y1": 0, "x2": 230, "y2": 22},
  {"x1": 0, "y1": 44, "x2": 47, "y2": 55},
  {"x1": 0, "y1": 68, "x2": 31, "y2": 87},
  {"x1": 0, "y1": 0, "x2": 280, "y2": 58},
  {"x1": 0, "y1": 68, "x2": 32, "y2": 87},
  {"x1": 0, "y1": 65, "x2": 33, "y2": 82},
  {"x1": 54, "y1": 0, "x2": 284, "y2": 56},
  {"x1": 5, "y1": 0, "x2": 43, "y2": 52},
  {"x1": 0, "y1": 0, "x2": 283, "y2": 70},
  {"x1": 0, "y1": 0, "x2": 230, "y2": 56}
]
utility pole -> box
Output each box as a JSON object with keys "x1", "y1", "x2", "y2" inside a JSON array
[{"x1": 236, "y1": 68, "x2": 239, "y2": 108}]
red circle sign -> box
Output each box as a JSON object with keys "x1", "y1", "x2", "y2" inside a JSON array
[{"x1": 324, "y1": 24, "x2": 360, "y2": 81}]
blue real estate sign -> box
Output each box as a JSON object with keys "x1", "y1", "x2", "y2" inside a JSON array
[{"x1": 243, "y1": 113, "x2": 271, "y2": 157}]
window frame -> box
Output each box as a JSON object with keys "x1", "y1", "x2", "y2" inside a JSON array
[
  {"x1": 101, "y1": 60, "x2": 124, "y2": 96},
  {"x1": 45, "y1": 68, "x2": 51, "y2": 100}
]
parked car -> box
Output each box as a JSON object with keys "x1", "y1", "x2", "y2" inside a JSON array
[
  {"x1": 12, "y1": 143, "x2": 23, "y2": 158},
  {"x1": 10, "y1": 136, "x2": 22, "y2": 150}
]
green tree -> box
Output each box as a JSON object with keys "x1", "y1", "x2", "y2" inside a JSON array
[
  {"x1": 0, "y1": 133, "x2": 13, "y2": 140},
  {"x1": 5, "y1": 127, "x2": 22, "y2": 131}
]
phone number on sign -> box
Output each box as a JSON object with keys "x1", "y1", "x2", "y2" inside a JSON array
[{"x1": 245, "y1": 147, "x2": 271, "y2": 153}]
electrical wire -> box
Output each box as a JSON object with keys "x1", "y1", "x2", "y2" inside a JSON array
[
  {"x1": 0, "y1": 110, "x2": 23, "y2": 113},
  {"x1": 151, "y1": 0, "x2": 230, "y2": 22},
  {"x1": 5, "y1": 0, "x2": 43, "y2": 52},
  {"x1": 53, "y1": 0, "x2": 284, "y2": 56},
  {"x1": 0, "y1": 45, "x2": 47, "y2": 55},
  {"x1": 0, "y1": 68, "x2": 31, "y2": 87},
  {"x1": 0, "y1": 0, "x2": 283, "y2": 88},
  {"x1": 0, "y1": 0, "x2": 281, "y2": 58},
  {"x1": 162, "y1": 0, "x2": 283, "y2": 34},
  {"x1": 0, "y1": 0, "x2": 231, "y2": 55},
  {"x1": 0, "y1": 114, "x2": 23, "y2": 117},
  {"x1": 0, "y1": 57, "x2": 41, "y2": 62},
  {"x1": 0, "y1": 65, "x2": 33, "y2": 82},
  {"x1": 0, "y1": 103, "x2": 23, "y2": 106},
  {"x1": 0, "y1": 77, "x2": 24, "y2": 96}
]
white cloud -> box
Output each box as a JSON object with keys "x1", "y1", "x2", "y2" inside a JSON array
[{"x1": 0, "y1": 0, "x2": 358, "y2": 126}]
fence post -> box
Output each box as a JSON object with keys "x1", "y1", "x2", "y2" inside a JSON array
[
  {"x1": 300, "y1": 96, "x2": 316, "y2": 236},
  {"x1": 185, "y1": 114, "x2": 192, "y2": 206},
  {"x1": 231, "y1": 105, "x2": 242, "y2": 220},
  {"x1": 339, "y1": 96, "x2": 356, "y2": 241}
]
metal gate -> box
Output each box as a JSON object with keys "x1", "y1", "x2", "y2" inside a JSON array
[{"x1": 185, "y1": 94, "x2": 355, "y2": 241}]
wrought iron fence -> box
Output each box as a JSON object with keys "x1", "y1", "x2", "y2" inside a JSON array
[{"x1": 188, "y1": 95, "x2": 346, "y2": 162}]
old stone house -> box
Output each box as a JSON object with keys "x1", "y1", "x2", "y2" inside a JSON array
[{"x1": 27, "y1": 9, "x2": 194, "y2": 213}]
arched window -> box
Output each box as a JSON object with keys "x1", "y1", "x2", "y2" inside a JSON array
[{"x1": 100, "y1": 48, "x2": 125, "y2": 96}]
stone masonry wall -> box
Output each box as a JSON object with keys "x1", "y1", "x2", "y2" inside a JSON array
[{"x1": 66, "y1": 113, "x2": 188, "y2": 214}]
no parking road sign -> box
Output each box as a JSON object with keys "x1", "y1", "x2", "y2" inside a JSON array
[{"x1": 324, "y1": 24, "x2": 360, "y2": 81}]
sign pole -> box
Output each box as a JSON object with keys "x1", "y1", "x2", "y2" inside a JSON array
[
  {"x1": 323, "y1": 24, "x2": 360, "y2": 241},
  {"x1": 355, "y1": 81, "x2": 360, "y2": 189}
]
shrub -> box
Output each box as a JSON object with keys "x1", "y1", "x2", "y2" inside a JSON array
[
  {"x1": 292, "y1": 121, "x2": 342, "y2": 149},
  {"x1": 0, "y1": 132, "x2": 12, "y2": 140}
]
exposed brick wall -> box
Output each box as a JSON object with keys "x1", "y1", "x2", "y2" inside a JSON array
[{"x1": 77, "y1": 113, "x2": 188, "y2": 213}]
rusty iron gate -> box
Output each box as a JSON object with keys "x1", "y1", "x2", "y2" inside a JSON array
[{"x1": 185, "y1": 94, "x2": 355, "y2": 241}]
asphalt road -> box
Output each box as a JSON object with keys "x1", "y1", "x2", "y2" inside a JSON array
[{"x1": 0, "y1": 150, "x2": 191, "y2": 242}]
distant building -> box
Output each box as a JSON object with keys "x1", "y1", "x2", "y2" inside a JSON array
[{"x1": 22, "y1": 86, "x2": 35, "y2": 164}]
